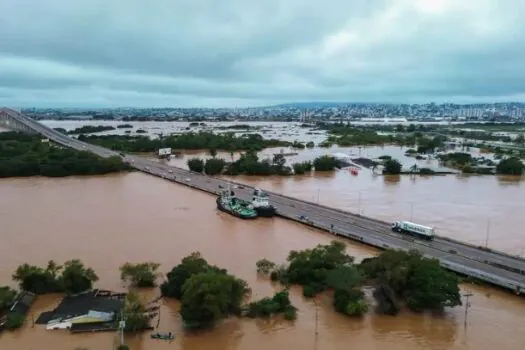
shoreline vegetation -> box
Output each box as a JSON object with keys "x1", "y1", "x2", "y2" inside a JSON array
[
  {"x1": 78, "y1": 131, "x2": 291, "y2": 153},
  {"x1": 0, "y1": 242, "x2": 462, "y2": 333},
  {"x1": 2, "y1": 124, "x2": 523, "y2": 179},
  {"x1": 0, "y1": 132, "x2": 130, "y2": 178},
  {"x1": 187, "y1": 152, "x2": 342, "y2": 176}
]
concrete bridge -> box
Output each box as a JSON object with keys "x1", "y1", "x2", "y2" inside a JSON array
[
  {"x1": 0, "y1": 108, "x2": 38, "y2": 134},
  {"x1": 2, "y1": 107, "x2": 525, "y2": 294}
]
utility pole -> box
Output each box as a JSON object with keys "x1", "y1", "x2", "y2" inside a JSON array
[
  {"x1": 463, "y1": 292, "x2": 473, "y2": 328},
  {"x1": 156, "y1": 305, "x2": 161, "y2": 329},
  {"x1": 316, "y1": 189, "x2": 320, "y2": 204},
  {"x1": 313, "y1": 298, "x2": 319, "y2": 350},
  {"x1": 119, "y1": 309, "x2": 126, "y2": 346},
  {"x1": 410, "y1": 202, "x2": 414, "y2": 221},
  {"x1": 484, "y1": 219, "x2": 491, "y2": 248}
]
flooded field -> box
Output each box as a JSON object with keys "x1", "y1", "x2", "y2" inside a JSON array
[{"x1": 1, "y1": 173, "x2": 525, "y2": 350}]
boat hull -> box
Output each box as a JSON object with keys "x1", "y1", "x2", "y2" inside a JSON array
[
  {"x1": 216, "y1": 198, "x2": 257, "y2": 219},
  {"x1": 254, "y1": 206, "x2": 276, "y2": 217}
]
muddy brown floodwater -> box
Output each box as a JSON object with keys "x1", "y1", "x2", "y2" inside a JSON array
[
  {"x1": 0, "y1": 173, "x2": 525, "y2": 350},
  {"x1": 167, "y1": 146, "x2": 525, "y2": 254}
]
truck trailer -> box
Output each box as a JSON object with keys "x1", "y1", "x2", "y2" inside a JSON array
[{"x1": 391, "y1": 221, "x2": 434, "y2": 240}]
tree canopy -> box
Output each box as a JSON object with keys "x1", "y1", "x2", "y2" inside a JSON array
[
  {"x1": 359, "y1": 250, "x2": 461, "y2": 311},
  {"x1": 68, "y1": 125, "x2": 116, "y2": 134},
  {"x1": 161, "y1": 252, "x2": 299, "y2": 328},
  {"x1": 0, "y1": 132, "x2": 129, "y2": 178},
  {"x1": 121, "y1": 291, "x2": 150, "y2": 332},
  {"x1": 160, "y1": 252, "x2": 220, "y2": 299},
  {"x1": 12, "y1": 259, "x2": 98, "y2": 295},
  {"x1": 256, "y1": 241, "x2": 368, "y2": 317},
  {"x1": 246, "y1": 290, "x2": 297, "y2": 320},
  {"x1": 79, "y1": 131, "x2": 289, "y2": 153},
  {"x1": 60, "y1": 260, "x2": 99, "y2": 294},
  {"x1": 0, "y1": 286, "x2": 17, "y2": 313},
  {"x1": 180, "y1": 270, "x2": 249, "y2": 329},
  {"x1": 496, "y1": 157, "x2": 524, "y2": 175},
  {"x1": 383, "y1": 159, "x2": 402, "y2": 174},
  {"x1": 160, "y1": 253, "x2": 250, "y2": 329},
  {"x1": 187, "y1": 152, "x2": 339, "y2": 176},
  {"x1": 313, "y1": 155, "x2": 342, "y2": 171},
  {"x1": 256, "y1": 243, "x2": 462, "y2": 317},
  {"x1": 120, "y1": 262, "x2": 160, "y2": 288}
]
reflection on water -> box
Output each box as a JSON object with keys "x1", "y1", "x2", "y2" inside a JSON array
[{"x1": 0, "y1": 173, "x2": 524, "y2": 350}]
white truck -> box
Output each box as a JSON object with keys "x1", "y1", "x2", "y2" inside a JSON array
[
  {"x1": 158, "y1": 148, "x2": 172, "y2": 159},
  {"x1": 391, "y1": 221, "x2": 435, "y2": 240}
]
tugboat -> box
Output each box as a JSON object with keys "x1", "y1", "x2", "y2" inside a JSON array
[
  {"x1": 216, "y1": 185, "x2": 258, "y2": 220},
  {"x1": 251, "y1": 188, "x2": 276, "y2": 217}
]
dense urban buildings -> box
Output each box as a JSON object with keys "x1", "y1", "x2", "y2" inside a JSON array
[{"x1": 20, "y1": 102, "x2": 525, "y2": 122}]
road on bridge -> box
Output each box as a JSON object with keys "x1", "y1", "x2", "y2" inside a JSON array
[{"x1": 2, "y1": 107, "x2": 525, "y2": 293}]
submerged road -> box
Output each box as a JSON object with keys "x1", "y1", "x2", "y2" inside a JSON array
[{"x1": 2, "y1": 107, "x2": 525, "y2": 293}]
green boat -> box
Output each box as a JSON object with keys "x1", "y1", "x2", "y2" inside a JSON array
[{"x1": 216, "y1": 185, "x2": 258, "y2": 219}]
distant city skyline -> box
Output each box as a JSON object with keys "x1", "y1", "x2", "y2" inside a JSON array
[{"x1": 2, "y1": 0, "x2": 525, "y2": 108}]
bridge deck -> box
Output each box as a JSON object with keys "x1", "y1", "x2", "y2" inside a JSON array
[{"x1": 2, "y1": 107, "x2": 524, "y2": 294}]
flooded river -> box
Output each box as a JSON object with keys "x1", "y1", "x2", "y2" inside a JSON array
[
  {"x1": 167, "y1": 147, "x2": 525, "y2": 254},
  {"x1": 0, "y1": 173, "x2": 524, "y2": 350},
  {"x1": 37, "y1": 120, "x2": 525, "y2": 253}
]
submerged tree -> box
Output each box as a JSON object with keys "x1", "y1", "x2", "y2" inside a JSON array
[
  {"x1": 360, "y1": 250, "x2": 461, "y2": 312},
  {"x1": 187, "y1": 158, "x2": 204, "y2": 173},
  {"x1": 60, "y1": 260, "x2": 99, "y2": 294},
  {"x1": 383, "y1": 159, "x2": 402, "y2": 174},
  {"x1": 179, "y1": 270, "x2": 249, "y2": 329},
  {"x1": 120, "y1": 262, "x2": 160, "y2": 288},
  {"x1": 122, "y1": 291, "x2": 150, "y2": 332},
  {"x1": 246, "y1": 290, "x2": 297, "y2": 320},
  {"x1": 12, "y1": 259, "x2": 98, "y2": 294},
  {"x1": 0, "y1": 286, "x2": 17, "y2": 312},
  {"x1": 12, "y1": 261, "x2": 62, "y2": 294},
  {"x1": 160, "y1": 252, "x2": 216, "y2": 299}
]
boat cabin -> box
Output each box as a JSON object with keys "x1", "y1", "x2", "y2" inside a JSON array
[{"x1": 252, "y1": 188, "x2": 270, "y2": 207}]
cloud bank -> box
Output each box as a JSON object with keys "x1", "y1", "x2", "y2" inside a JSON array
[{"x1": 1, "y1": 0, "x2": 525, "y2": 108}]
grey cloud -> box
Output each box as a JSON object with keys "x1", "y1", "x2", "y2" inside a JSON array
[{"x1": 1, "y1": 0, "x2": 525, "y2": 107}]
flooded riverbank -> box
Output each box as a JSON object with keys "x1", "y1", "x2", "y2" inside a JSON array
[{"x1": 1, "y1": 173, "x2": 524, "y2": 350}]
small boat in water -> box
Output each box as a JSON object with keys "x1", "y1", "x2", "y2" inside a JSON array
[
  {"x1": 151, "y1": 331, "x2": 175, "y2": 341},
  {"x1": 216, "y1": 185, "x2": 258, "y2": 219},
  {"x1": 251, "y1": 188, "x2": 276, "y2": 217}
]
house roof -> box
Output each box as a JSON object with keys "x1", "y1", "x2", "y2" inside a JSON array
[
  {"x1": 36, "y1": 290, "x2": 124, "y2": 324},
  {"x1": 9, "y1": 291, "x2": 36, "y2": 316}
]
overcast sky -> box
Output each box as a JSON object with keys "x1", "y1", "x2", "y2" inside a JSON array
[{"x1": 1, "y1": 0, "x2": 524, "y2": 108}]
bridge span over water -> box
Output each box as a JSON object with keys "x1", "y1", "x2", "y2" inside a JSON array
[{"x1": 1, "y1": 107, "x2": 525, "y2": 294}]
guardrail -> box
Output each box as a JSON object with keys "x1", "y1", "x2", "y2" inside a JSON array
[
  {"x1": 220, "y1": 176, "x2": 525, "y2": 266},
  {"x1": 438, "y1": 260, "x2": 525, "y2": 293},
  {"x1": 435, "y1": 235, "x2": 525, "y2": 263},
  {"x1": 135, "y1": 163, "x2": 525, "y2": 288}
]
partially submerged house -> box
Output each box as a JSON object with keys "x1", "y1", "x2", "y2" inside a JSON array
[
  {"x1": 0, "y1": 290, "x2": 36, "y2": 331},
  {"x1": 36, "y1": 289, "x2": 125, "y2": 333}
]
